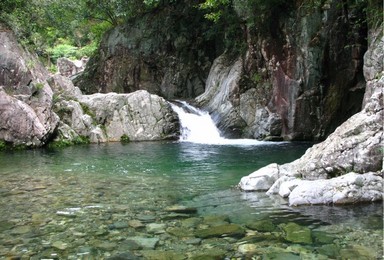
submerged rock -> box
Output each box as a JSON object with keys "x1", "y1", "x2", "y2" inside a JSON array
[
  {"x1": 280, "y1": 222, "x2": 313, "y2": 244},
  {"x1": 195, "y1": 223, "x2": 245, "y2": 238}
]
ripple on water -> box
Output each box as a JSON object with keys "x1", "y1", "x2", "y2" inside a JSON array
[{"x1": 0, "y1": 142, "x2": 382, "y2": 259}]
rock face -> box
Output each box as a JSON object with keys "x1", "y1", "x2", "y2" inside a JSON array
[
  {"x1": 52, "y1": 78, "x2": 180, "y2": 144},
  {"x1": 0, "y1": 23, "x2": 59, "y2": 147},
  {"x1": 74, "y1": 3, "x2": 217, "y2": 99},
  {"x1": 238, "y1": 25, "x2": 383, "y2": 205},
  {"x1": 57, "y1": 57, "x2": 88, "y2": 78},
  {"x1": 0, "y1": 23, "x2": 180, "y2": 147},
  {"x1": 197, "y1": 0, "x2": 367, "y2": 140}
]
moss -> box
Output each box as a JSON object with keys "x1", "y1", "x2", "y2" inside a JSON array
[
  {"x1": 79, "y1": 102, "x2": 96, "y2": 120},
  {"x1": 120, "y1": 134, "x2": 130, "y2": 143},
  {"x1": 0, "y1": 140, "x2": 6, "y2": 150},
  {"x1": 48, "y1": 135, "x2": 90, "y2": 148}
]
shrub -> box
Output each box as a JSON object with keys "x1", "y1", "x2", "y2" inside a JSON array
[{"x1": 120, "y1": 134, "x2": 130, "y2": 143}]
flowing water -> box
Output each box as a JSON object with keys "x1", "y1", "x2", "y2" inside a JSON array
[{"x1": 0, "y1": 103, "x2": 382, "y2": 259}]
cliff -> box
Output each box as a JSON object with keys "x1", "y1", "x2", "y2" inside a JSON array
[
  {"x1": 75, "y1": 0, "x2": 379, "y2": 141},
  {"x1": 239, "y1": 25, "x2": 383, "y2": 205}
]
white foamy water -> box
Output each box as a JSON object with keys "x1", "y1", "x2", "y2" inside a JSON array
[{"x1": 170, "y1": 101, "x2": 273, "y2": 145}]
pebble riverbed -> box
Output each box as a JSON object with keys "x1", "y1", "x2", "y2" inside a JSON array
[{"x1": 0, "y1": 169, "x2": 382, "y2": 260}]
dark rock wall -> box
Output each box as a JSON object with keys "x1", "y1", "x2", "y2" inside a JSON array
[
  {"x1": 75, "y1": 0, "x2": 376, "y2": 141},
  {"x1": 243, "y1": 0, "x2": 367, "y2": 140},
  {"x1": 74, "y1": 3, "x2": 220, "y2": 99}
]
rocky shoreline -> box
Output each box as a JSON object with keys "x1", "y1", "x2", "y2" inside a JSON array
[{"x1": 238, "y1": 28, "x2": 384, "y2": 205}]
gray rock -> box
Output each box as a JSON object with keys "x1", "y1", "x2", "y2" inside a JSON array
[
  {"x1": 238, "y1": 26, "x2": 384, "y2": 205},
  {"x1": 79, "y1": 90, "x2": 180, "y2": 142},
  {"x1": 57, "y1": 57, "x2": 88, "y2": 78},
  {"x1": 288, "y1": 172, "x2": 383, "y2": 206},
  {"x1": 126, "y1": 236, "x2": 159, "y2": 249},
  {"x1": 195, "y1": 223, "x2": 245, "y2": 238},
  {"x1": 0, "y1": 24, "x2": 59, "y2": 147}
]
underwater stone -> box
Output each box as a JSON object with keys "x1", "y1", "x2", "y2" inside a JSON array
[
  {"x1": 246, "y1": 219, "x2": 276, "y2": 232},
  {"x1": 195, "y1": 224, "x2": 245, "y2": 238},
  {"x1": 280, "y1": 222, "x2": 313, "y2": 244}
]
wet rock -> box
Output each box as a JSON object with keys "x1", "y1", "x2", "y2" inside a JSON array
[
  {"x1": 136, "y1": 214, "x2": 157, "y2": 223},
  {"x1": 263, "y1": 252, "x2": 301, "y2": 260},
  {"x1": 340, "y1": 245, "x2": 377, "y2": 260},
  {"x1": 164, "y1": 205, "x2": 197, "y2": 214},
  {"x1": 109, "y1": 221, "x2": 129, "y2": 230},
  {"x1": 279, "y1": 222, "x2": 312, "y2": 244},
  {"x1": 161, "y1": 213, "x2": 191, "y2": 220},
  {"x1": 0, "y1": 221, "x2": 13, "y2": 232},
  {"x1": 93, "y1": 241, "x2": 117, "y2": 250},
  {"x1": 181, "y1": 217, "x2": 201, "y2": 228},
  {"x1": 202, "y1": 215, "x2": 230, "y2": 226},
  {"x1": 128, "y1": 220, "x2": 145, "y2": 228},
  {"x1": 188, "y1": 248, "x2": 227, "y2": 260},
  {"x1": 166, "y1": 227, "x2": 190, "y2": 238},
  {"x1": 56, "y1": 210, "x2": 77, "y2": 218},
  {"x1": 141, "y1": 250, "x2": 185, "y2": 260},
  {"x1": 52, "y1": 241, "x2": 68, "y2": 250},
  {"x1": 107, "y1": 252, "x2": 142, "y2": 260},
  {"x1": 317, "y1": 244, "x2": 340, "y2": 257},
  {"x1": 127, "y1": 236, "x2": 159, "y2": 249},
  {"x1": 312, "y1": 231, "x2": 335, "y2": 244},
  {"x1": 10, "y1": 225, "x2": 31, "y2": 235},
  {"x1": 118, "y1": 240, "x2": 143, "y2": 251},
  {"x1": 146, "y1": 223, "x2": 166, "y2": 234},
  {"x1": 184, "y1": 238, "x2": 202, "y2": 245},
  {"x1": 238, "y1": 243, "x2": 258, "y2": 255},
  {"x1": 246, "y1": 219, "x2": 276, "y2": 232},
  {"x1": 195, "y1": 224, "x2": 245, "y2": 239}
]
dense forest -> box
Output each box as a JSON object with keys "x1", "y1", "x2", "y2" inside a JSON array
[{"x1": 1, "y1": 0, "x2": 381, "y2": 71}]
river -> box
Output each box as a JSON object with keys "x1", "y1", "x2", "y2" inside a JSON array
[{"x1": 0, "y1": 141, "x2": 382, "y2": 259}]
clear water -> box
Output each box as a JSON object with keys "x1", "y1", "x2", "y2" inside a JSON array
[{"x1": 0, "y1": 142, "x2": 382, "y2": 259}]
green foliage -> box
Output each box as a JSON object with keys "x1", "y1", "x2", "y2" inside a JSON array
[
  {"x1": 48, "y1": 44, "x2": 78, "y2": 62},
  {"x1": 120, "y1": 134, "x2": 130, "y2": 143},
  {"x1": 48, "y1": 135, "x2": 90, "y2": 148},
  {"x1": 79, "y1": 103, "x2": 96, "y2": 120},
  {"x1": 0, "y1": 140, "x2": 6, "y2": 150}
]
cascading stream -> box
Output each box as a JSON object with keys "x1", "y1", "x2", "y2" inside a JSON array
[{"x1": 170, "y1": 101, "x2": 271, "y2": 145}]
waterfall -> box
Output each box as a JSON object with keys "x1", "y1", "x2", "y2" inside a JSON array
[{"x1": 170, "y1": 101, "x2": 270, "y2": 145}]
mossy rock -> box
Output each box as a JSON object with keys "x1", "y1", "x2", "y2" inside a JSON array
[
  {"x1": 189, "y1": 248, "x2": 227, "y2": 260},
  {"x1": 279, "y1": 222, "x2": 313, "y2": 244},
  {"x1": 246, "y1": 219, "x2": 277, "y2": 232},
  {"x1": 312, "y1": 230, "x2": 335, "y2": 244},
  {"x1": 202, "y1": 215, "x2": 230, "y2": 226},
  {"x1": 195, "y1": 223, "x2": 245, "y2": 238}
]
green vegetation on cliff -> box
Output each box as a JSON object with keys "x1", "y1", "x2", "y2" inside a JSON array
[{"x1": 1, "y1": 0, "x2": 381, "y2": 72}]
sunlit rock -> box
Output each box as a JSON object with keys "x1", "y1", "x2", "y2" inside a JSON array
[
  {"x1": 238, "y1": 163, "x2": 280, "y2": 191},
  {"x1": 288, "y1": 172, "x2": 383, "y2": 206},
  {"x1": 0, "y1": 24, "x2": 59, "y2": 147}
]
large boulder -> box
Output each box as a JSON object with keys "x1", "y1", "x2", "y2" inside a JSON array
[
  {"x1": 51, "y1": 78, "x2": 180, "y2": 144},
  {"x1": 238, "y1": 25, "x2": 383, "y2": 205},
  {"x1": 0, "y1": 23, "x2": 59, "y2": 147},
  {"x1": 79, "y1": 90, "x2": 180, "y2": 141}
]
